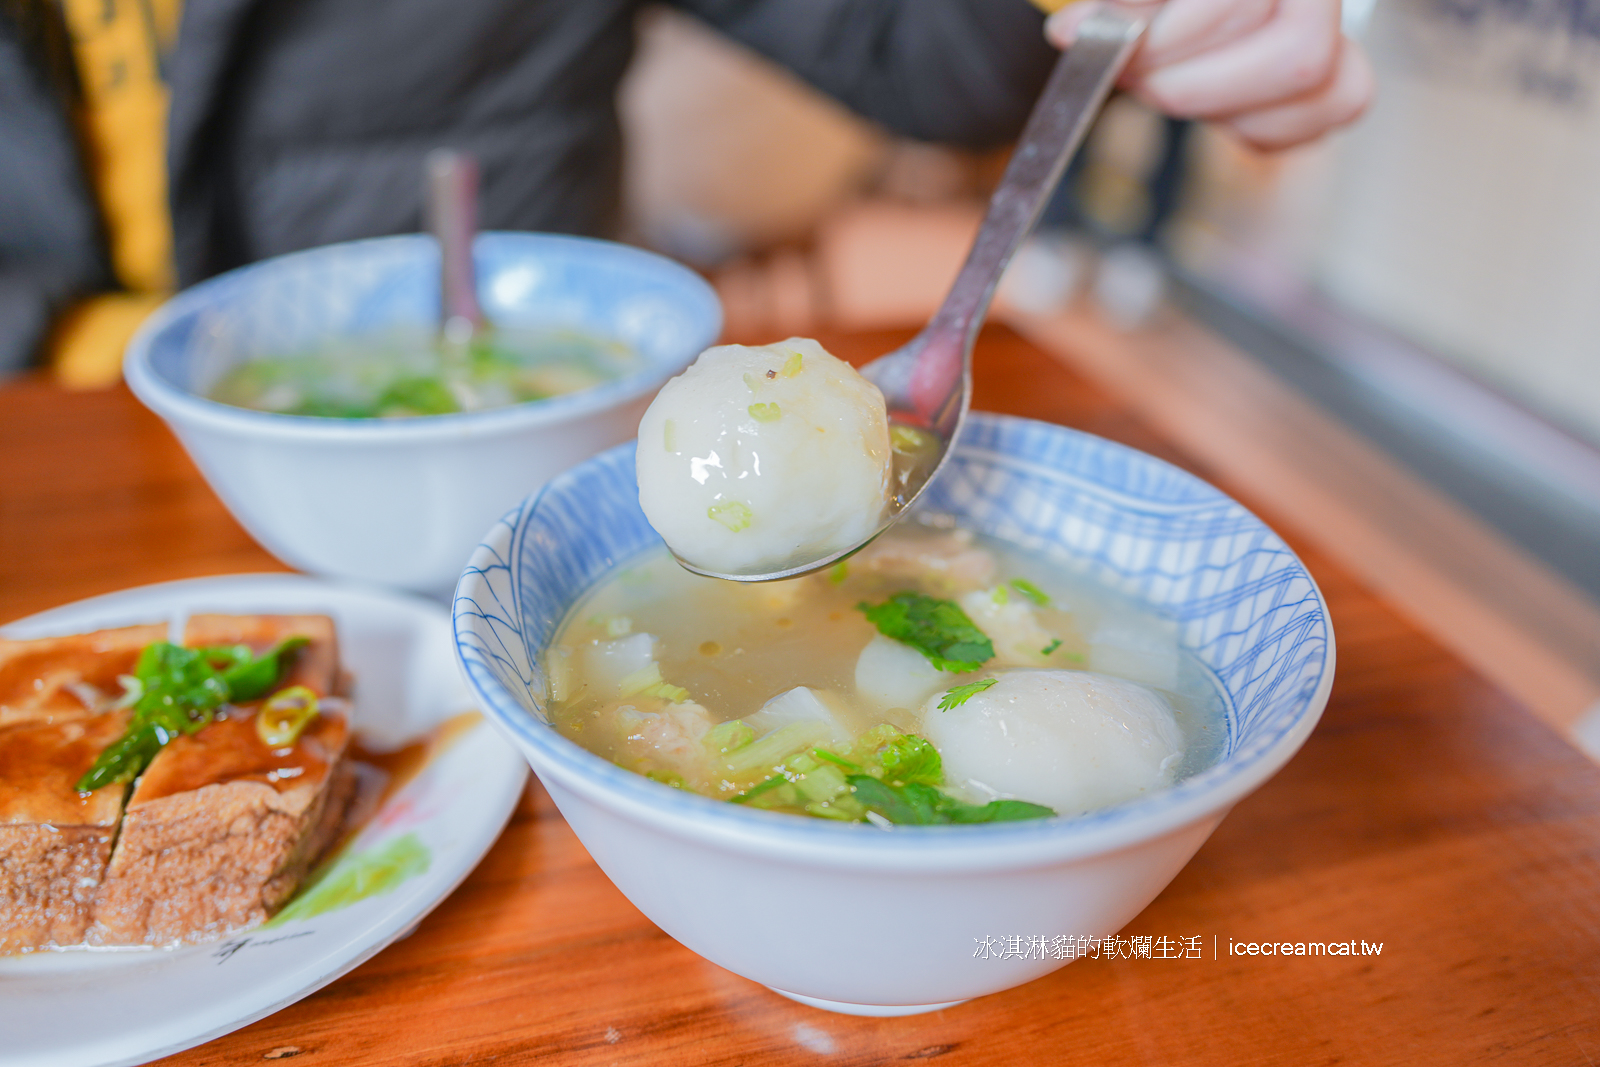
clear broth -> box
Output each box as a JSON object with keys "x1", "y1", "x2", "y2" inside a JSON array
[{"x1": 546, "y1": 523, "x2": 1226, "y2": 808}]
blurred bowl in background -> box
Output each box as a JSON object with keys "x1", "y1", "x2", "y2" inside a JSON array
[{"x1": 125, "y1": 233, "x2": 721, "y2": 594}]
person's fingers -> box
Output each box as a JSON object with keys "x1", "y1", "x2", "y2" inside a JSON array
[
  {"x1": 1219, "y1": 37, "x2": 1374, "y2": 150},
  {"x1": 1129, "y1": 0, "x2": 1278, "y2": 74},
  {"x1": 1046, "y1": 0, "x2": 1276, "y2": 74},
  {"x1": 1135, "y1": 0, "x2": 1343, "y2": 117},
  {"x1": 1043, "y1": 0, "x2": 1367, "y2": 148},
  {"x1": 1044, "y1": 2, "x2": 1129, "y2": 50}
]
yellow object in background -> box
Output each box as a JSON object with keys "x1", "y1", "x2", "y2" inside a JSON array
[
  {"x1": 51, "y1": 0, "x2": 182, "y2": 388},
  {"x1": 1029, "y1": 0, "x2": 1080, "y2": 13},
  {"x1": 49, "y1": 293, "x2": 169, "y2": 389}
]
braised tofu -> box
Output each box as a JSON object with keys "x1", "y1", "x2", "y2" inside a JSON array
[
  {"x1": 0, "y1": 712, "x2": 131, "y2": 952},
  {"x1": 0, "y1": 624, "x2": 166, "y2": 728},
  {"x1": 90, "y1": 614, "x2": 354, "y2": 946},
  {"x1": 182, "y1": 614, "x2": 343, "y2": 697}
]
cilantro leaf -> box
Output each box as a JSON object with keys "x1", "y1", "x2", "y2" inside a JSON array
[
  {"x1": 846, "y1": 776, "x2": 1055, "y2": 825},
  {"x1": 876, "y1": 733, "x2": 942, "y2": 785},
  {"x1": 847, "y1": 776, "x2": 944, "y2": 824},
  {"x1": 856, "y1": 593, "x2": 994, "y2": 672},
  {"x1": 936, "y1": 677, "x2": 997, "y2": 711},
  {"x1": 944, "y1": 798, "x2": 1057, "y2": 823}
]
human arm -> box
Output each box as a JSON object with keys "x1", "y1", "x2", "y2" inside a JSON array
[{"x1": 672, "y1": 0, "x2": 1059, "y2": 147}]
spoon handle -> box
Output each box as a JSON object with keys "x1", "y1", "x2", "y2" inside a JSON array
[
  {"x1": 909, "y1": 8, "x2": 1147, "y2": 428},
  {"x1": 427, "y1": 149, "x2": 487, "y2": 335}
]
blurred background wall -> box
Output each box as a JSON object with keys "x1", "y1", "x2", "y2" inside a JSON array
[{"x1": 614, "y1": 1, "x2": 1600, "y2": 607}]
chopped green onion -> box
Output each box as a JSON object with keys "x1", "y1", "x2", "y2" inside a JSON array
[
  {"x1": 809, "y1": 748, "x2": 862, "y2": 772},
  {"x1": 76, "y1": 637, "x2": 308, "y2": 791},
  {"x1": 991, "y1": 584, "x2": 1009, "y2": 605},
  {"x1": 890, "y1": 425, "x2": 930, "y2": 453},
  {"x1": 256, "y1": 685, "x2": 320, "y2": 748},
  {"x1": 729, "y1": 774, "x2": 788, "y2": 804},
  {"x1": 646, "y1": 770, "x2": 688, "y2": 790},
  {"x1": 617, "y1": 662, "x2": 663, "y2": 697},
  {"x1": 112, "y1": 674, "x2": 142, "y2": 709},
  {"x1": 647, "y1": 682, "x2": 690, "y2": 703},
  {"x1": 719, "y1": 721, "x2": 831, "y2": 777},
  {"x1": 1041, "y1": 639, "x2": 1062, "y2": 657},
  {"x1": 1008, "y1": 578, "x2": 1051, "y2": 606},
  {"x1": 793, "y1": 763, "x2": 850, "y2": 803},
  {"x1": 704, "y1": 720, "x2": 755, "y2": 754},
  {"x1": 827, "y1": 561, "x2": 849, "y2": 585},
  {"x1": 747, "y1": 402, "x2": 781, "y2": 422},
  {"x1": 780, "y1": 351, "x2": 803, "y2": 377},
  {"x1": 708, "y1": 500, "x2": 753, "y2": 532}
]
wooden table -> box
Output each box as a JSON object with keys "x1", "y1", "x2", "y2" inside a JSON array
[{"x1": 4, "y1": 325, "x2": 1598, "y2": 1065}]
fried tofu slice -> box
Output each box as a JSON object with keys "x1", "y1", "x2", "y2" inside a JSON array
[
  {"x1": 90, "y1": 615, "x2": 354, "y2": 946},
  {"x1": 0, "y1": 711, "x2": 131, "y2": 952},
  {"x1": 0, "y1": 624, "x2": 167, "y2": 728}
]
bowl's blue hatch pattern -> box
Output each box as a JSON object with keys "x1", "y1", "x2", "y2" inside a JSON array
[{"x1": 455, "y1": 413, "x2": 1331, "y2": 835}]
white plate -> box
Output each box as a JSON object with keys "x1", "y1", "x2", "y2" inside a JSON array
[{"x1": 0, "y1": 575, "x2": 528, "y2": 1067}]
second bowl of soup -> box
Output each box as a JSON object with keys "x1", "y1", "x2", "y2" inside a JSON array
[
  {"x1": 453, "y1": 412, "x2": 1334, "y2": 1013},
  {"x1": 125, "y1": 232, "x2": 721, "y2": 593}
]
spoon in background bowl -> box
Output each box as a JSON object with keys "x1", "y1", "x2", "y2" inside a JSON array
[
  {"x1": 672, "y1": 6, "x2": 1149, "y2": 583},
  {"x1": 427, "y1": 148, "x2": 488, "y2": 349}
]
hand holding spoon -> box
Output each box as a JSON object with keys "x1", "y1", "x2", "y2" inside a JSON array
[{"x1": 670, "y1": 8, "x2": 1148, "y2": 583}]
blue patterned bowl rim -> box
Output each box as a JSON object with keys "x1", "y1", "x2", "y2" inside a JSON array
[
  {"x1": 454, "y1": 412, "x2": 1335, "y2": 864},
  {"x1": 124, "y1": 232, "x2": 722, "y2": 443}
]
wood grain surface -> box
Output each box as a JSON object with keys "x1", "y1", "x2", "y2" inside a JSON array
[{"x1": 2, "y1": 326, "x2": 1598, "y2": 1065}]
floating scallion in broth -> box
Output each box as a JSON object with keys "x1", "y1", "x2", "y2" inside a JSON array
[{"x1": 208, "y1": 326, "x2": 639, "y2": 418}]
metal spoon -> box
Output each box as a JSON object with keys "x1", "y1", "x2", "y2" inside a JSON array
[
  {"x1": 677, "y1": 7, "x2": 1149, "y2": 583},
  {"x1": 427, "y1": 148, "x2": 487, "y2": 346}
]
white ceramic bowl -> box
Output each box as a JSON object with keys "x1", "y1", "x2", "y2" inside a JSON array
[
  {"x1": 125, "y1": 233, "x2": 721, "y2": 594},
  {"x1": 453, "y1": 413, "x2": 1335, "y2": 1014}
]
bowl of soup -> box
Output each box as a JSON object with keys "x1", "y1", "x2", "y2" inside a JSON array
[
  {"x1": 452, "y1": 412, "x2": 1334, "y2": 1014},
  {"x1": 125, "y1": 233, "x2": 721, "y2": 593}
]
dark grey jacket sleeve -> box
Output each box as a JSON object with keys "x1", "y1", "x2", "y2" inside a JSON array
[
  {"x1": 0, "y1": 4, "x2": 110, "y2": 375},
  {"x1": 674, "y1": 0, "x2": 1057, "y2": 147}
]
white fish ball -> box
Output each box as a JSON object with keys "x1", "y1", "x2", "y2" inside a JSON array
[
  {"x1": 920, "y1": 669, "x2": 1184, "y2": 815},
  {"x1": 636, "y1": 338, "x2": 892, "y2": 574}
]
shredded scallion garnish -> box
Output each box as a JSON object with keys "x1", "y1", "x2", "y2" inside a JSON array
[{"x1": 708, "y1": 500, "x2": 753, "y2": 532}]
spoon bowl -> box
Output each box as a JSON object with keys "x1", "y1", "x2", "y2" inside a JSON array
[{"x1": 672, "y1": 7, "x2": 1148, "y2": 584}]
